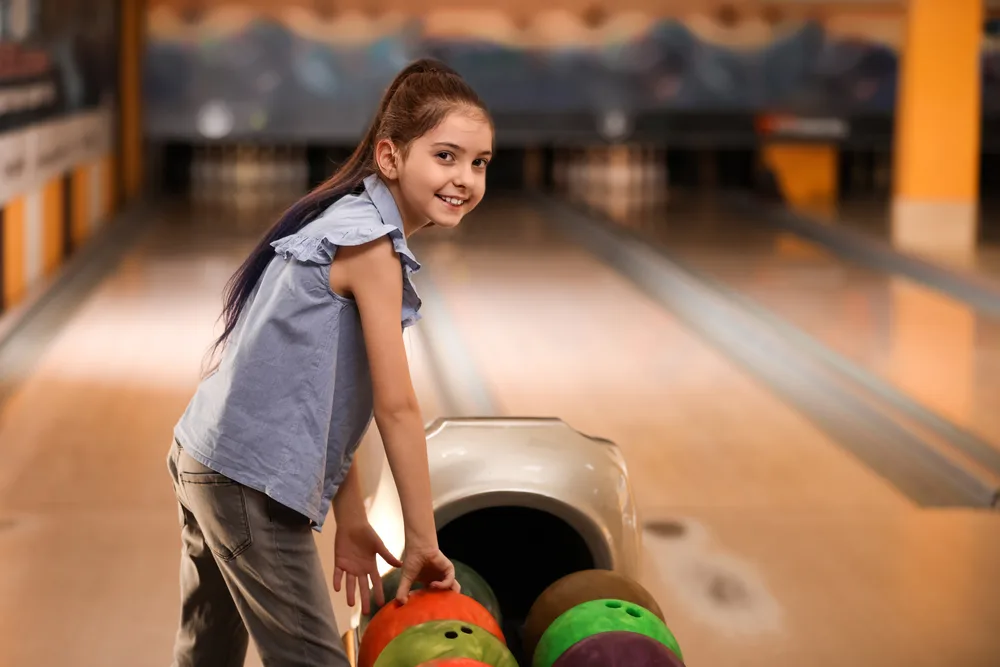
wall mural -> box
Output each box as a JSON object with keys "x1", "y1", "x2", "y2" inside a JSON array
[{"x1": 141, "y1": 2, "x2": 980, "y2": 144}]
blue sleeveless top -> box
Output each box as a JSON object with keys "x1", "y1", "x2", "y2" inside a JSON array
[{"x1": 173, "y1": 174, "x2": 422, "y2": 530}]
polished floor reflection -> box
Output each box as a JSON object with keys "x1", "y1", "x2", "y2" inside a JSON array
[
  {"x1": 835, "y1": 198, "x2": 1000, "y2": 281},
  {"x1": 0, "y1": 194, "x2": 998, "y2": 667}
]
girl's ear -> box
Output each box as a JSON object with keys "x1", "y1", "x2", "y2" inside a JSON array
[{"x1": 374, "y1": 138, "x2": 400, "y2": 180}]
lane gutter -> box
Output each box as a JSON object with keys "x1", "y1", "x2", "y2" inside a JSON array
[{"x1": 407, "y1": 241, "x2": 499, "y2": 418}]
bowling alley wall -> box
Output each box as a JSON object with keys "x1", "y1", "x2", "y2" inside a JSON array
[
  {"x1": 0, "y1": 0, "x2": 121, "y2": 318},
  {"x1": 140, "y1": 0, "x2": 1000, "y2": 218},
  {"x1": 137, "y1": 1, "x2": 901, "y2": 213},
  {"x1": 144, "y1": 1, "x2": 911, "y2": 143}
]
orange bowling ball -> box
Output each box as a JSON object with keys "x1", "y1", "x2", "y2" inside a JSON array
[{"x1": 358, "y1": 589, "x2": 505, "y2": 667}]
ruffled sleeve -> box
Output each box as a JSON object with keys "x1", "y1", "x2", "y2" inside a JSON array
[
  {"x1": 271, "y1": 222, "x2": 422, "y2": 327},
  {"x1": 271, "y1": 223, "x2": 419, "y2": 272}
]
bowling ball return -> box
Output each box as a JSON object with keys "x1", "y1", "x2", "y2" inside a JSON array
[{"x1": 357, "y1": 417, "x2": 642, "y2": 666}]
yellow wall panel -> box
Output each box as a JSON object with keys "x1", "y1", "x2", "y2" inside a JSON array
[
  {"x1": 73, "y1": 165, "x2": 91, "y2": 247},
  {"x1": 42, "y1": 178, "x2": 64, "y2": 277},
  {"x1": 3, "y1": 198, "x2": 27, "y2": 308}
]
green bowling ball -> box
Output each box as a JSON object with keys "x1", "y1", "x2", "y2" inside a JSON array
[
  {"x1": 532, "y1": 598, "x2": 683, "y2": 667},
  {"x1": 365, "y1": 560, "x2": 502, "y2": 628},
  {"x1": 373, "y1": 619, "x2": 518, "y2": 667}
]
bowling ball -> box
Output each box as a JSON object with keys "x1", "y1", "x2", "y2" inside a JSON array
[
  {"x1": 417, "y1": 660, "x2": 493, "y2": 667},
  {"x1": 366, "y1": 560, "x2": 503, "y2": 628},
  {"x1": 358, "y1": 589, "x2": 505, "y2": 667},
  {"x1": 374, "y1": 620, "x2": 518, "y2": 667},
  {"x1": 533, "y1": 599, "x2": 682, "y2": 667},
  {"x1": 551, "y1": 630, "x2": 685, "y2": 666},
  {"x1": 523, "y1": 569, "x2": 665, "y2": 660}
]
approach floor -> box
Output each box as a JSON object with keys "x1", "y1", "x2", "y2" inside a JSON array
[{"x1": 0, "y1": 193, "x2": 997, "y2": 667}]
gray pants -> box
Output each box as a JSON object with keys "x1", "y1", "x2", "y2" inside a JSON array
[{"x1": 166, "y1": 439, "x2": 350, "y2": 667}]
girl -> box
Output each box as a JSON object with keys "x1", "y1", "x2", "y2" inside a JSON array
[{"x1": 165, "y1": 59, "x2": 495, "y2": 667}]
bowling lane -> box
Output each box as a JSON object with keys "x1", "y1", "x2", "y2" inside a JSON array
[
  {"x1": 580, "y1": 191, "x2": 1000, "y2": 455},
  {"x1": 418, "y1": 198, "x2": 1000, "y2": 667},
  {"x1": 0, "y1": 201, "x2": 448, "y2": 667},
  {"x1": 415, "y1": 198, "x2": 915, "y2": 513}
]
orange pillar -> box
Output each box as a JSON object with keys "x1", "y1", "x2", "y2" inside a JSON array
[{"x1": 892, "y1": 0, "x2": 982, "y2": 263}]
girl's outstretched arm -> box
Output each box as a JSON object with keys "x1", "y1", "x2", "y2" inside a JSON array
[{"x1": 333, "y1": 235, "x2": 438, "y2": 554}]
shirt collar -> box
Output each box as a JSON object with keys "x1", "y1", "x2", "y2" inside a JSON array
[{"x1": 363, "y1": 173, "x2": 405, "y2": 234}]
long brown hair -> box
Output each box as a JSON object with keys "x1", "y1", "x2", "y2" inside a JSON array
[{"x1": 207, "y1": 58, "x2": 491, "y2": 367}]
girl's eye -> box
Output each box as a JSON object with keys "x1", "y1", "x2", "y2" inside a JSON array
[{"x1": 436, "y1": 152, "x2": 488, "y2": 168}]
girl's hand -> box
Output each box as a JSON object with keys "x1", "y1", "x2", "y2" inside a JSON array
[
  {"x1": 332, "y1": 519, "x2": 402, "y2": 615},
  {"x1": 395, "y1": 546, "x2": 461, "y2": 604}
]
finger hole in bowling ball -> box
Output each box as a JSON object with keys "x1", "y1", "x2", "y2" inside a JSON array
[
  {"x1": 605, "y1": 601, "x2": 622, "y2": 609},
  {"x1": 445, "y1": 631, "x2": 459, "y2": 639},
  {"x1": 626, "y1": 607, "x2": 642, "y2": 618},
  {"x1": 461, "y1": 626, "x2": 474, "y2": 634}
]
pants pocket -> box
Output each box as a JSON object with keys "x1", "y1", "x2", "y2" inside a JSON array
[{"x1": 178, "y1": 452, "x2": 253, "y2": 561}]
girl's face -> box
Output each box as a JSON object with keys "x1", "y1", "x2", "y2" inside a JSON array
[{"x1": 378, "y1": 108, "x2": 494, "y2": 235}]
